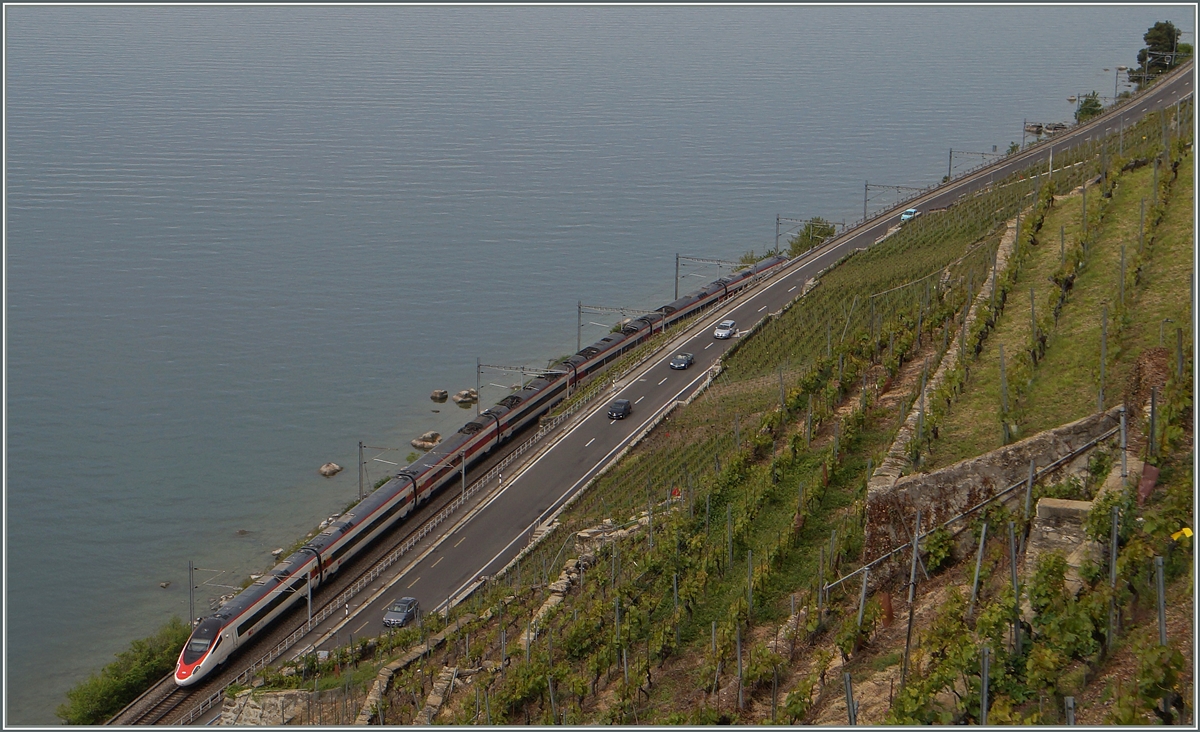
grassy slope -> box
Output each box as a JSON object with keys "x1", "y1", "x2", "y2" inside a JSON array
[
  {"x1": 1019, "y1": 162, "x2": 1157, "y2": 433},
  {"x1": 1114, "y1": 150, "x2": 1194, "y2": 380},
  {"x1": 926, "y1": 133, "x2": 1172, "y2": 468}
]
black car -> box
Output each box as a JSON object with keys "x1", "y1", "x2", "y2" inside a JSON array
[
  {"x1": 383, "y1": 597, "x2": 419, "y2": 628},
  {"x1": 608, "y1": 399, "x2": 632, "y2": 420},
  {"x1": 669, "y1": 352, "x2": 695, "y2": 370}
]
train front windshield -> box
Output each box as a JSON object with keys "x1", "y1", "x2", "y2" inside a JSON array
[{"x1": 182, "y1": 619, "x2": 222, "y2": 664}]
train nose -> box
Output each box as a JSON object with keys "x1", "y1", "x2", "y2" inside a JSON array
[{"x1": 175, "y1": 660, "x2": 202, "y2": 686}]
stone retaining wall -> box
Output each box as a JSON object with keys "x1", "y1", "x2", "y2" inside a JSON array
[
  {"x1": 864, "y1": 406, "x2": 1121, "y2": 585},
  {"x1": 867, "y1": 212, "x2": 1020, "y2": 502},
  {"x1": 218, "y1": 689, "x2": 309, "y2": 726}
]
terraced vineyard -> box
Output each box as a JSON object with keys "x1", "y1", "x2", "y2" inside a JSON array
[{"x1": 231, "y1": 103, "x2": 1192, "y2": 726}]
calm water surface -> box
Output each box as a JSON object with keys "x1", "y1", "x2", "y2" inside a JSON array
[{"x1": 5, "y1": 6, "x2": 1187, "y2": 723}]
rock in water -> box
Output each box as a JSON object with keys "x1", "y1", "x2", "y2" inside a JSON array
[
  {"x1": 451, "y1": 388, "x2": 479, "y2": 404},
  {"x1": 430, "y1": 389, "x2": 449, "y2": 402},
  {"x1": 318, "y1": 462, "x2": 342, "y2": 477},
  {"x1": 411, "y1": 431, "x2": 442, "y2": 451},
  {"x1": 159, "y1": 581, "x2": 171, "y2": 589}
]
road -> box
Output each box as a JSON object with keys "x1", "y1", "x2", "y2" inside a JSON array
[{"x1": 318, "y1": 63, "x2": 1193, "y2": 650}]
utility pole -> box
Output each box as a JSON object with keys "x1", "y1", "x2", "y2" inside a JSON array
[
  {"x1": 189, "y1": 560, "x2": 195, "y2": 626},
  {"x1": 359, "y1": 441, "x2": 365, "y2": 502}
]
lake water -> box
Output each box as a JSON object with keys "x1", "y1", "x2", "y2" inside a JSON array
[{"x1": 5, "y1": 5, "x2": 1186, "y2": 723}]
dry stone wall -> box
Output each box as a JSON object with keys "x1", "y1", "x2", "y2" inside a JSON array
[{"x1": 865, "y1": 406, "x2": 1121, "y2": 584}]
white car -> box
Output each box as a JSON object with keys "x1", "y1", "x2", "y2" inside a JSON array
[
  {"x1": 713, "y1": 319, "x2": 737, "y2": 339},
  {"x1": 900, "y1": 208, "x2": 920, "y2": 223}
]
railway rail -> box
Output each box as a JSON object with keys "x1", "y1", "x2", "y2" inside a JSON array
[{"x1": 106, "y1": 309, "x2": 700, "y2": 725}]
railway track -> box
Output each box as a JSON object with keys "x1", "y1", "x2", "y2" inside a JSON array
[
  {"x1": 107, "y1": 313, "x2": 697, "y2": 725},
  {"x1": 105, "y1": 387, "x2": 600, "y2": 724},
  {"x1": 138, "y1": 687, "x2": 195, "y2": 725}
]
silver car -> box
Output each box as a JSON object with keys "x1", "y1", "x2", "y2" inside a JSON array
[{"x1": 713, "y1": 320, "x2": 737, "y2": 339}]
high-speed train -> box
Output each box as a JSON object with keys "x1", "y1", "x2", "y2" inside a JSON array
[{"x1": 175, "y1": 255, "x2": 787, "y2": 686}]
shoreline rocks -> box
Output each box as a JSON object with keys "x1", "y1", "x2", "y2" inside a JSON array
[
  {"x1": 451, "y1": 388, "x2": 479, "y2": 404},
  {"x1": 430, "y1": 389, "x2": 449, "y2": 402},
  {"x1": 411, "y1": 430, "x2": 442, "y2": 451}
]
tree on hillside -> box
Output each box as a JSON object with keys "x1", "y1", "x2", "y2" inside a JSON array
[
  {"x1": 787, "y1": 217, "x2": 836, "y2": 257},
  {"x1": 1075, "y1": 92, "x2": 1103, "y2": 123},
  {"x1": 1135, "y1": 21, "x2": 1191, "y2": 88}
]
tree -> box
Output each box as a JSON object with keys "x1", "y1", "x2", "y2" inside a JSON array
[
  {"x1": 787, "y1": 217, "x2": 836, "y2": 258},
  {"x1": 1075, "y1": 92, "x2": 1103, "y2": 123},
  {"x1": 1135, "y1": 21, "x2": 1188, "y2": 88}
]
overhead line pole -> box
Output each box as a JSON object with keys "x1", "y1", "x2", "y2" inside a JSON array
[
  {"x1": 577, "y1": 302, "x2": 658, "y2": 352},
  {"x1": 864, "y1": 181, "x2": 925, "y2": 220},
  {"x1": 775, "y1": 216, "x2": 845, "y2": 254},
  {"x1": 676, "y1": 254, "x2": 742, "y2": 299},
  {"x1": 948, "y1": 149, "x2": 1003, "y2": 180}
]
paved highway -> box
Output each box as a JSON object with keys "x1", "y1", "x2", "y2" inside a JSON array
[{"x1": 311, "y1": 63, "x2": 1194, "y2": 645}]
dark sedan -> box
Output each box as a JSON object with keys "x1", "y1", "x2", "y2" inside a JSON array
[
  {"x1": 608, "y1": 399, "x2": 632, "y2": 420},
  {"x1": 669, "y1": 352, "x2": 695, "y2": 370}
]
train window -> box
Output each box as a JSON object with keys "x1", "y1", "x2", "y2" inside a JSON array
[
  {"x1": 188, "y1": 637, "x2": 211, "y2": 654},
  {"x1": 182, "y1": 618, "x2": 222, "y2": 663}
]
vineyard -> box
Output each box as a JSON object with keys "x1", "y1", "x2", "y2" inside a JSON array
[{"x1": 240, "y1": 102, "x2": 1192, "y2": 726}]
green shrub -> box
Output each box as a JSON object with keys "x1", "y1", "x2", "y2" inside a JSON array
[
  {"x1": 56, "y1": 617, "x2": 191, "y2": 724},
  {"x1": 924, "y1": 527, "x2": 954, "y2": 573}
]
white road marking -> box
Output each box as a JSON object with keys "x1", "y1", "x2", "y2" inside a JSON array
[
  {"x1": 758, "y1": 305, "x2": 767, "y2": 312},
  {"x1": 407, "y1": 576, "x2": 420, "y2": 588},
  {"x1": 431, "y1": 556, "x2": 444, "y2": 568},
  {"x1": 658, "y1": 377, "x2": 668, "y2": 385},
  {"x1": 634, "y1": 396, "x2": 645, "y2": 404},
  {"x1": 638, "y1": 378, "x2": 647, "y2": 382},
  {"x1": 354, "y1": 619, "x2": 371, "y2": 634},
  {"x1": 705, "y1": 342, "x2": 713, "y2": 349},
  {"x1": 788, "y1": 285, "x2": 797, "y2": 292},
  {"x1": 454, "y1": 535, "x2": 467, "y2": 547},
  {"x1": 585, "y1": 437, "x2": 596, "y2": 447},
  {"x1": 610, "y1": 419, "x2": 616, "y2": 424},
  {"x1": 446, "y1": 369, "x2": 714, "y2": 604}
]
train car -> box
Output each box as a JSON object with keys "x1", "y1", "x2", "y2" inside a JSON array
[{"x1": 175, "y1": 255, "x2": 787, "y2": 686}]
